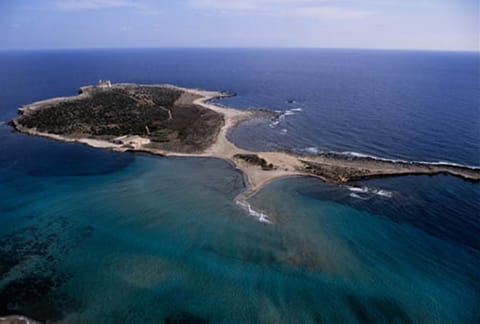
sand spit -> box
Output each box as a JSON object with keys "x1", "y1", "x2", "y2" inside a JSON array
[{"x1": 10, "y1": 83, "x2": 480, "y2": 203}]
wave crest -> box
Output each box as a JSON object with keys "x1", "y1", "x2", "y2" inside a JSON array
[
  {"x1": 236, "y1": 200, "x2": 272, "y2": 224},
  {"x1": 340, "y1": 151, "x2": 480, "y2": 169},
  {"x1": 297, "y1": 147, "x2": 480, "y2": 170},
  {"x1": 269, "y1": 108, "x2": 303, "y2": 128},
  {"x1": 347, "y1": 186, "x2": 393, "y2": 199},
  {"x1": 349, "y1": 193, "x2": 369, "y2": 200}
]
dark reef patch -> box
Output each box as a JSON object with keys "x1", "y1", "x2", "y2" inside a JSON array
[
  {"x1": 345, "y1": 294, "x2": 412, "y2": 324},
  {"x1": 0, "y1": 274, "x2": 73, "y2": 322},
  {"x1": 0, "y1": 219, "x2": 94, "y2": 322},
  {"x1": 164, "y1": 312, "x2": 209, "y2": 324}
]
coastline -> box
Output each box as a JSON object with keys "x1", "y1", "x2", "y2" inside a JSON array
[
  {"x1": 0, "y1": 315, "x2": 39, "y2": 324},
  {"x1": 10, "y1": 83, "x2": 480, "y2": 207}
]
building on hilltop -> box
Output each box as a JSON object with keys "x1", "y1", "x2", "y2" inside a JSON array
[{"x1": 98, "y1": 80, "x2": 112, "y2": 88}]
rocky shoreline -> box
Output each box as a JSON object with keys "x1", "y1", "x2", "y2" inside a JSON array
[{"x1": 10, "y1": 82, "x2": 480, "y2": 200}]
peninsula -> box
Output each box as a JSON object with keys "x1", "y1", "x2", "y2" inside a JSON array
[{"x1": 11, "y1": 82, "x2": 480, "y2": 201}]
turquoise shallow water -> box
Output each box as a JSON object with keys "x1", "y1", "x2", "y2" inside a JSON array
[
  {"x1": 0, "y1": 49, "x2": 479, "y2": 323},
  {"x1": 1, "y1": 151, "x2": 478, "y2": 323}
]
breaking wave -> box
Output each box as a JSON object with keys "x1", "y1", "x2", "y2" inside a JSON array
[
  {"x1": 347, "y1": 186, "x2": 369, "y2": 194},
  {"x1": 349, "y1": 193, "x2": 369, "y2": 200},
  {"x1": 296, "y1": 147, "x2": 480, "y2": 170},
  {"x1": 269, "y1": 108, "x2": 303, "y2": 128},
  {"x1": 347, "y1": 186, "x2": 393, "y2": 199},
  {"x1": 340, "y1": 151, "x2": 480, "y2": 169},
  {"x1": 236, "y1": 200, "x2": 272, "y2": 224}
]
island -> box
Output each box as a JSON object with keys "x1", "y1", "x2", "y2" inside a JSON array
[{"x1": 10, "y1": 82, "x2": 480, "y2": 205}]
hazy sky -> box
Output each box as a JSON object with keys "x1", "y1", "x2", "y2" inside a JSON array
[{"x1": 0, "y1": 0, "x2": 478, "y2": 51}]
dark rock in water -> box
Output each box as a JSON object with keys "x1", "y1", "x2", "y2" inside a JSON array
[
  {"x1": 164, "y1": 313, "x2": 209, "y2": 324},
  {"x1": 218, "y1": 91, "x2": 236, "y2": 98},
  {"x1": 253, "y1": 109, "x2": 281, "y2": 120},
  {"x1": 0, "y1": 220, "x2": 92, "y2": 322}
]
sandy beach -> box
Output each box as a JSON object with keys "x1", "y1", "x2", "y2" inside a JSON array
[{"x1": 10, "y1": 83, "x2": 480, "y2": 207}]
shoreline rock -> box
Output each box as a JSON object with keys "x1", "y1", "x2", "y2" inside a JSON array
[{"x1": 10, "y1": 83, "x2": 480, "y2": 209}]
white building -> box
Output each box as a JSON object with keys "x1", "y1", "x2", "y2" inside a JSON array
[{"x1": 98, "y1": 80, "x2": 112, "y2": 88}]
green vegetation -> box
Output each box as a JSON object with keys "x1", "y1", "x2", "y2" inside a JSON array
[
  {"x1": 234, "y1": 154, "x2": 275, "y2": 170},
  {"x1": 17, "y1": 86, "x2": 224, "y2": 153}
]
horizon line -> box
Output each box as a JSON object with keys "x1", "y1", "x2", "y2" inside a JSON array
[{"x1": 0, "y1": 46, "x2": 478, "y2": 54}]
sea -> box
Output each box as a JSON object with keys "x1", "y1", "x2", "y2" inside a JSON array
[{"x1": 0, "y1": 49, "x2": 479, "y2": 323}]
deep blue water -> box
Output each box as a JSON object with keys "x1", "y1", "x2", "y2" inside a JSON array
[{"x1": 0, "y1": 49, "x2": 479, "y2": 323}]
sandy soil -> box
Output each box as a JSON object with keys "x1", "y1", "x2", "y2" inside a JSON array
[{"x1": 169, "y1": 88, "x2": 307, "y2": 198}]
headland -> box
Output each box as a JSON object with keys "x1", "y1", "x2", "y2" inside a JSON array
[{"x1": 10, "y1": 82, "x2": 480, "y2": 203}]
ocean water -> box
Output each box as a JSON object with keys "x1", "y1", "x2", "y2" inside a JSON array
[{"x1": 0, "y1": 49, "x2": 479, "y2": 323}]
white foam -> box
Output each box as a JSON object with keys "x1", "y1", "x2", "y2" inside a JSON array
[
  {"x1": 280, "y1": 129, "x2": 288, "y2": 134},
  {"x1": 374, "y1": 189, "x2": 393, "y2": 198},
  {"x1": 305, "y1": 147, "x2": 319, "y2": 154},
  {"x1": 347, "y1": 186, "x2": 369, "y2": 193},
  {"x1": 281, "y1": 108, "x2": 302, "y2": 118},
  {"x1": 269, "y1": 107, "x2": 303, "y2": 128},
  {"x1": 425, "y1": 161, "x2": 479, "y2": 169},
  {"x1": 349, "y1": 193, "x2": 369, "y2": 200},
  {"x1": 297, "y1": 148, "x2": 479, "y2": 170},
  {"x1": 269, "y1": 120, "x2": 280, "y2": 128},
  {"x1": 347, "y1": 186, "x2": 393, "y2": 199},
  {"x1": 342, "y1": 151, "x2": 372, "y2": 158},
  {"x1": 340, "y1": 151, "x2": 402, "y2": 162},
  {"x1": 236, "y1": 200, "x2": 272, "y2": 224},
  {"x1": 341, "y1": 151, "x2": 480, "y2": 169}
]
